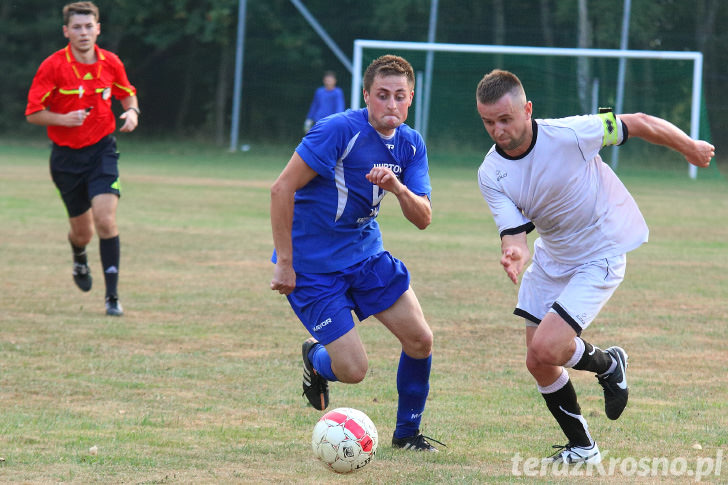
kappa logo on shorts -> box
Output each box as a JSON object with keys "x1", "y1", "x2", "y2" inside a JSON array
[{"x1": 313, "y1": 318, "x2": 332, "y2": 332}]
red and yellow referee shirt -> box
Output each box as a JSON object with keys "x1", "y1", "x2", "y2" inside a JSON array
[{"x1": 26, "y1": 44, "x2": 136, "y2": 149}]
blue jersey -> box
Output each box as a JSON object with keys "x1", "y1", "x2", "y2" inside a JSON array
[
  {"x1": 281, "y1": 108, "x2": 431, "y2": 274},
  {"x1": 306, "y1": 86, "x2": 346, "y2": 122}
]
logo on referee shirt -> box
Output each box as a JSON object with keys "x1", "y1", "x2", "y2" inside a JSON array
[{"x1": 496, "y1": 170, "x2": 507, "y2": 182}]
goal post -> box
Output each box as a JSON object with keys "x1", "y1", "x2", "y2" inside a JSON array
[{"x1": 351, "y1": 39, "x2": 704, "y2": 179}]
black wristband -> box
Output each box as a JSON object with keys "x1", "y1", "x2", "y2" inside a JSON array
[{"x1": 126, "y1": 106, "x2": 140, "y2": 116}]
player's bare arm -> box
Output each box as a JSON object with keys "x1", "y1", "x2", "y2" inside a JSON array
[
  {"x1": 366, "y1": 166, "x2": 431, "y2": 230},
  {"x1": 500, "y1": 232, "x2": 530, "y2": 285},
  {"x1": 26, "y1": 108, "x2": 91, "y2": 128},
  {"x1": 119, "y1": 96, "x2": 140, "y2": 133},
  {"x1": 270, "y1": 152, "x2": 317, "y2": 295},
  {"x1": 619, "y1": 113, "x2": 715, "y2": 167}
]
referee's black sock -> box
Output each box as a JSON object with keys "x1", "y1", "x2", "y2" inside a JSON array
[
  {"x1": 540, "y1": 369, "x2": 593, "y2": 448},
  {"x1": 99, "y1": 235, "x2": 120, "y2": 298},
  {"x1": 69, "y1": 237, "x2": 88, "y2": 265}
]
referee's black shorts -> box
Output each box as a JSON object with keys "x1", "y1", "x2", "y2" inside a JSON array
[{"x1": 50, "y1": 136, "x2": 121, "y2": 217}]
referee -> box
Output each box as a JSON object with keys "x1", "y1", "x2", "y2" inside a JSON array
[{"x1": 25, "y1": 1, "x2": 139, "y2": 316}]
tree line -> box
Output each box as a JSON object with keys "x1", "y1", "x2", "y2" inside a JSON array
[{"x1": 1, "y1": 0, "x2": 725, "y2": 149}]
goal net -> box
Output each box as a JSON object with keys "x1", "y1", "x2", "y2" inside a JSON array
[{"x1": 352, "y1": 40, "x2": 714, "y2": 179}]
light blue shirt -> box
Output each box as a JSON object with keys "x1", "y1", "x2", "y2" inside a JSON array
[{"x1": 306, "y1": 86, "x2": 345, "y2": 122}]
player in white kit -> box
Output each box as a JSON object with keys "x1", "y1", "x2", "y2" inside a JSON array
[{"x1": 475, "y1": 69, "x2": 714, "y2": 464}]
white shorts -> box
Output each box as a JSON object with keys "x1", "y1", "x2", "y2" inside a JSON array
[{"x1": 514, "y1": 250, "x2": 627, "y2": 335}]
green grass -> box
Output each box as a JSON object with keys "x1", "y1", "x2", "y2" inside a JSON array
[{"x1": 0, "y1": 136, "x2": 727, "y2": 483}]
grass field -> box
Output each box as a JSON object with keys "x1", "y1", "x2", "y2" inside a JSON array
[{"x1": 1, "y1": 136, "x2": 727, "y2": 483}]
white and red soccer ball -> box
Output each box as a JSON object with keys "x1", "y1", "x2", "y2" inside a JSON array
[{"x1": 311, "y1": 407, "x2": 378, "y2": 473}]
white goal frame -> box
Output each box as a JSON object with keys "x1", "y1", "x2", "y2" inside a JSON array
[{"x1": 351, "y1": 39, "x2": 704, "y2": 179}]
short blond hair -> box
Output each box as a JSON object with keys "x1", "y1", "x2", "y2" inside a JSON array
[{"x1": 63, "y1": 2, "x2": 99, "y2": 25}]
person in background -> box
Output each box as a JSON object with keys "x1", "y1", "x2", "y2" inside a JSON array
[
  {"x1": 25, "y1": 1, "x2": 140, "y2": 316},
  {"x1": 303, "y1": 70, "x2": 346, "y2": 133}
]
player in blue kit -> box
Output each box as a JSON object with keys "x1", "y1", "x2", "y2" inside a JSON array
[{"x1": 270, "y1": 55, "x2": 443, "y2": 452}]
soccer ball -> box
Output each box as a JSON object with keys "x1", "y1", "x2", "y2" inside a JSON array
[{"x1": 311, "y1": 407, "x2": 378, "y2": 473}]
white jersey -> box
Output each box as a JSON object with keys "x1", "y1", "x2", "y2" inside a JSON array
[{"x1": 477, "y1": 112, "x2": 648, "y2": 265}]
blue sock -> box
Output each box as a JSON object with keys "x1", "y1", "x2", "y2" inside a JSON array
[
  {"x1": 309, "y1": 344, "x2": 338, "y2": 382},
  {"x1": 394, "y1": 351, "x2": 431, "y2": 439}
]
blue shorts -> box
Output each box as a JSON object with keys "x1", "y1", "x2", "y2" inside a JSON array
[
  {"x1": 287, "y1": 251, "x2": 410, "y2": 345},
  {"x1": 50, "y1": 136, "x2": 121, "y2": 218}
]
